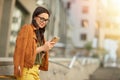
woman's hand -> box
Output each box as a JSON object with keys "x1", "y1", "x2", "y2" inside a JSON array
[
  {"x1": 42, "y1": 41, "x2": 55, "y2": 51},
  {"x1": 36, "y1": 41, "x2": 55, "y2": 54}
]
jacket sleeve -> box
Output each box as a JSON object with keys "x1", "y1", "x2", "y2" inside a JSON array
[
  {"x1": 39, "y1": 38, "x2": 49, "y2": 71},
  {"x1": 13, "y1": 25, "x2": 29, "y2": 77},
  {"x1": 39, "y1": 51, "x2": 49, "y2": 71}
]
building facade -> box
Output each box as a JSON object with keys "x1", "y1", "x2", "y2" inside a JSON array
[
  {"x1": 64, "y1": 0, "x2": 97, "y2": 49},
  {"x1": 0, "y1": 0, "x2": 37, "y2": 57},
  {"x1": 63, "y1": 0, "x2": 120, "y2": 59},
  {"x1": 96, "y1": 0, "x2": 120, "y2": 59}
]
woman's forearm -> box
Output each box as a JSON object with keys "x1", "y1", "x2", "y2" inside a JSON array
[
  {"x1": 36, "y1": 41, "x2": 54, "y2": 54},
  {"x1": 36, "y1": 47, "x2": 44, "y2": 54}
]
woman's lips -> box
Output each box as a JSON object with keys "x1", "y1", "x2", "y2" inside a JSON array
[{"x1": 39, "y1": 23, "x2": 44, "y2": 27}]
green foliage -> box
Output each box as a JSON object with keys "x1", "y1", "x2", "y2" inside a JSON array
[
  {"x1": 84, "y1": 41, "x2": 93, "y2": 51},
  {"x1": 91, "y1": 53, "x2": 99, "y2": 58}
]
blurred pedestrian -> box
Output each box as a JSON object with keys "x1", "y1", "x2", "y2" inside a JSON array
[{"x1": 14, "y1": 6, "x2": 55, "y2": 80}]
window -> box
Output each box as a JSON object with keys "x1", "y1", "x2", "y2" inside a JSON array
[
  {"x1": 81, "y1": 19, "x2": 88, "y2": 27},
  {"x1": 80, "y1": 33, "x2": 87, "y2": 41},
  {"x1": 82, "y1": 6, "x2": 89, "y2": 14},
  {"x1": 67, "y1": 2, "x2": 71, "y2": 9}
]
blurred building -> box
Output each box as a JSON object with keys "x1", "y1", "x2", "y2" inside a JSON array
[
  {"x1": 96, "y1": 0, "x2": 120, "y2": 48},
  {"x1": 62, "y1": 0, "x2": 120, "y2": 58},
  {"x1": 63, "y1": 0, "x2": 97, "y2": 53},
  {"x1": 0, "y1": 0, "x2": 37, "y2": 57},
  {"x1": 96, "y1": 0, "x2": 120, "y2": 59}
]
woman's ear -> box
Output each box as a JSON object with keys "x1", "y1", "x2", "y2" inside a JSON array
[{"x1": 34, "y1": 17, "x2": 37, "y2": 20}]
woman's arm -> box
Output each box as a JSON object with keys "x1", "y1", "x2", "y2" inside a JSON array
[{"x1": 36, "y1": 46, "x2": 44, "y2": 53}]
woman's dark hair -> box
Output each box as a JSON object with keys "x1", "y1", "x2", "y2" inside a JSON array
[{"x1": 32, "y1": 6, "x2": 50, "y2": 45}]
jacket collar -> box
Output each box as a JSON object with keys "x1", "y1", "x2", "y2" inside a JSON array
[{"x1": 31, "y1": 24, "x2": 37, "y2": 30}]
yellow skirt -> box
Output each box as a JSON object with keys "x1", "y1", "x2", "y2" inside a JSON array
[{"x1": 17, "y1": 65, "x2": 40, "y2": 80}]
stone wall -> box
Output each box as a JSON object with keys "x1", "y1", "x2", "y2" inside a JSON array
[
  {"x1": 0, "y1": 58, "x2": 100, "y2": 80},
  {"x1": 40, "y1": 58, "x2": 100, "y2": 80}
]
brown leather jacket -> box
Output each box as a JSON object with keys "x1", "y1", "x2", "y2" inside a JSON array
[{"x1": 14, "y1": 24, "x2": 49, "y2": 77}]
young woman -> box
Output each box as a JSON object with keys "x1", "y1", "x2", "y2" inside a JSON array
[{"x1": 14, "y1": 6, "x2": 55, "y2": 80}]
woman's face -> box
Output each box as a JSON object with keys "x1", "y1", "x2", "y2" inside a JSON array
[{"x1": 35, "y1": 13, "x2": 49, "y2": 28}]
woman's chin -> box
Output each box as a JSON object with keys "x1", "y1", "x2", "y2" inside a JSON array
[{"x1": 39, "y1": 24, "x2": 44, "y2": 28}]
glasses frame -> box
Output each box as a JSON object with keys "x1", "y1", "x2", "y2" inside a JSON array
[{"x1": 37, "y1": 16, "x2": 49, "y2": 23}]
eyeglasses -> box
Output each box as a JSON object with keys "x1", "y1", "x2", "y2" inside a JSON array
[{"x1": 37, "y1": 16, "x2": 49, "y2": 23}]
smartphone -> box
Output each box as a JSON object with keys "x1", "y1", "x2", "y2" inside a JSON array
[{"x1": 50, "y1": 36, "x2": 60, "y2": 43}]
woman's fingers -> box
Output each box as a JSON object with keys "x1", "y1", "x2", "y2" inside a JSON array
[{"x1": 43, "y1": 41, "x2": 56, "y2": 51}]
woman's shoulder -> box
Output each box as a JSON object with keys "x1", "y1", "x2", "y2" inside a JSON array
[
  {"x1": 18, "y1": 24, "x2": 32, "y2": 35},
  {"x1": 21, "y1": 24, "x2": 31, "y2": 29},
  {"x1": 19, "y1": 24, "x2": 33, "y2": 32}
]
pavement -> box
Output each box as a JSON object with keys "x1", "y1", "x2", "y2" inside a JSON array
[{"x1": 90, "y1": 67, "x2": 120, "y2": 80}]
